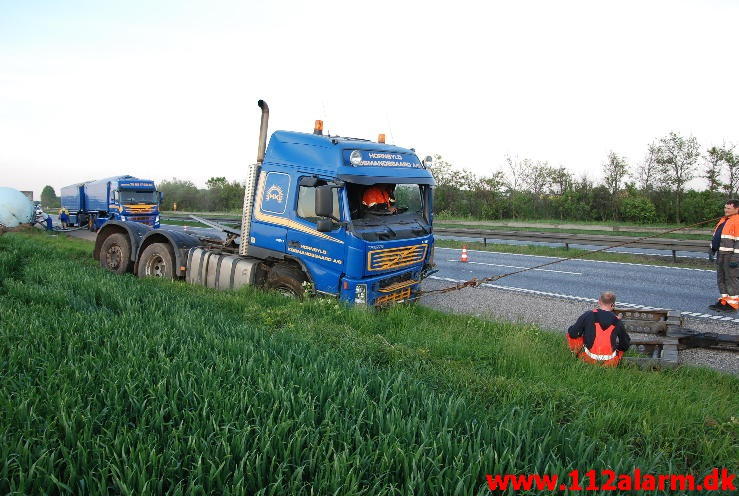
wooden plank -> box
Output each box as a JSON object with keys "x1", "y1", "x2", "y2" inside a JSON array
[
  {"x1": 615, "y1": 309, "x2": 668, "y2": 321},
  {"x1": 622, "y1": 321, "x2": 667, "y2": 335},
  {"x1": 660, "y1": 344, "x2": 679, "y2": 362}
]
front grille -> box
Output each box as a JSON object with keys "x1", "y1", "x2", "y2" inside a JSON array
[
  {"x1": 129, "y1": 216, "x2": 154, "y2": 223},
  {"x1": 368, "y1": 244, "x2": 427, "y2": 271},
  {"x1": 375, "y1": 287, "x2": 412, "y2": 306},
  {"x1": 379, "y1": 278, "x2": 419, "y2": 293}
]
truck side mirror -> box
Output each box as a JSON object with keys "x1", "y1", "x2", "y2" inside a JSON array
[
  {"x1": 316, "y1": 218, "x2": 333, "y2": 232},
  {"x1": 315, "y1": 185, "x2": 334, "y2": 219},
  {"x1": 158, "y1": 191, "x2": 164, "y2": 204}
]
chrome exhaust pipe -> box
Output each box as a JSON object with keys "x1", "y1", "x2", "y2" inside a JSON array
[
  {"x1": 256, "y1": 100, "x2": 269, "y2": 164},
  {"x1": 240, "y1": 100, "x2": 269, "y2": 255}
]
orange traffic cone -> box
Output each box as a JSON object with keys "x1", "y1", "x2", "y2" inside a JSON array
[{"x1": 460, "y1": 245, "x2": 469, "y2": 262}]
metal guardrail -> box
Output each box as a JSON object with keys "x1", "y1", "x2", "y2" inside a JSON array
[
  {"x1": 161, "y1": 216, "x2": 710, "y2": 261},
  {"x1": 435, "y1": 220, "x2": 712, "y2": 235},
  {"x1": 433, "y1": 227, "x2": 709, "y2": 261}
]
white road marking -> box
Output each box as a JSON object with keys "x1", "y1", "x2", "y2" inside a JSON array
[
  {"x1": 446, "y1": 259, "x2": 581, "y2": 275},
  {"x1": 427, "y1": 276, "x2": 739, "y2": 324},
  {"x1": 435, "y1": 247, "x2": 714, "y2": 272}
]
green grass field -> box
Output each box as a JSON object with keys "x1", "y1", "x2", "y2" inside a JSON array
[{"x1": 0, "y1": 231, "x2": 736, "y2": 495}]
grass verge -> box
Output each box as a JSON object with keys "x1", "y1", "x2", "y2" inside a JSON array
[
  {"x1": 0, "y1": 231, "x2": 736, "y2": 494},
  {"x1": 434, "y1": 239, "x2": 715, "y2": 270}
]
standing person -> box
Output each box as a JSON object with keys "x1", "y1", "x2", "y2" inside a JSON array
[
  {"x1": 709, "y1": 199, "x2": 739, "y2": 312},
  {"x1": 567, "y1": 292, "x2": 631, "y2": 367},
  {"x1": 58, "y1": 208, "x2": 69, "y2": 229}
]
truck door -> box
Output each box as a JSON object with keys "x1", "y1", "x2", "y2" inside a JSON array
[
  {"x1": 285, "y1": 176, "x2": 347, "y2": 294},
  {"x1": 251, "y1": 171, "x2": 290, "y2": 254}
]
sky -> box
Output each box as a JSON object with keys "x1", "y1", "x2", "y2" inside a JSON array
[{"x1": 2, "y1": 0, "x2": 738, "y2": 198}]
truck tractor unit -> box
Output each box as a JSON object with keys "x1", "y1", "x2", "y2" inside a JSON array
[
  {"x1": 62, "y1": 176, "x2": 162, "y2": 230},
  {"x1": 93, "y1": 101, "x2": 435, "y2": 306}
]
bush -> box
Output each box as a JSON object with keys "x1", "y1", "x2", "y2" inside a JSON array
[{"x1": 620, "y1": 196, "x2": 657, "y2": 223}]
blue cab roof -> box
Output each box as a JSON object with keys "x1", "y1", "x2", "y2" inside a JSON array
[{"x1": 264, "y1": 131, "x2": 435, "y2": 185}]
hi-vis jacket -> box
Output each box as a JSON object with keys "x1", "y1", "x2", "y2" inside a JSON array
[
  {"x1": 712, "y1": 215, "x2": 739, "y2": 258},
  {"x1": 568, "y1": 309, "x2": 630, "y2": 361}
]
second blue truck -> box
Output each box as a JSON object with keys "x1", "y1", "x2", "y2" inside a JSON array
[{"x1": 61, "y1": 176, "x2": 162, "y2": 230}]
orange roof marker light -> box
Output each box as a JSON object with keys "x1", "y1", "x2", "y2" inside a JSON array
[
  {"x1": 314, "y1": 120, "x2": 323, "y2": 135},
  {"x1": 378, "y1": 133, "x2": 386, "y2": 144}
]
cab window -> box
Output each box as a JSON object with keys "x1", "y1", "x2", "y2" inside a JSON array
[{"x1": 296, "y1": 185, "x2": 340, "y2": 224}]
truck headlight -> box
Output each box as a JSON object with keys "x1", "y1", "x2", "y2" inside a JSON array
[
  {"x1": 350, "y1": 150, "x2": 362, "y2": 165},
  {"x1": 155, "y1": 215, "x2": 160, "y2": 224},
  {"x1": 120, "y1": 215, "x2": 127, "y2": 221},
  {"x1": 354, "y1": 284, "x2": 367, "y2": 304}
]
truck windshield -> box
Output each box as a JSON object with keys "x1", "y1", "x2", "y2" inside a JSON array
[
  {"x1": 119, "y1": 190, "x2": 159, "y2": 204},
  {"x1": 347, "y1": 183, "x2": 430, "y2": 241}
]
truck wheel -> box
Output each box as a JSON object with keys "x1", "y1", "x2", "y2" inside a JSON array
[
  {"x1": 137, "y1": 243, "x2": 175, "y2": 280},
  {"x1": 266, "y1": 263, "x2": 307, "y2": 299},
  {"x1": 99, "y1": 233, "x2": 133, "y2": 274}
]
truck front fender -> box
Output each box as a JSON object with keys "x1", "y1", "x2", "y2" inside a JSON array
[
  {"x1": 93, "y1": 220, "x2": 152, "y2": 262},
  {"x1": 138, "y1": 229, "x2": 202, "y2": 277}
]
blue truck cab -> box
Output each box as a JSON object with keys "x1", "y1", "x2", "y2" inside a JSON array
[
  {"x1": 245, "y1": 131, "x2": 434, "y2": 304},
  {"x1": 62, "y1": 175, "x2": 162, "y2": 230},
  {"x1": 93, "y1": 101, "x2": 435, "y2": 307}
]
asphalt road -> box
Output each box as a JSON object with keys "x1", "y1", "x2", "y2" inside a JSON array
[{"x1": 431, "y1": 246, "x2": 735, "y2": 324}]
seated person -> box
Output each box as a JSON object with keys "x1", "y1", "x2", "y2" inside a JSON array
[
  {"x1": 567, "y1": 291, "x2": 631, "y2": 367},
  {"x1": 362, "y1": 184, "x2": 397, "y2": 214}
]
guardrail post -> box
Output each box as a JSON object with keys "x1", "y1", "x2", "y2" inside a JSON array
[
  {"x1": 565, "y1": 242, "x2": 569, "y2": 250},
  {"x1": 672, "y1": 250, "x2": 677, "y2": 263},
  {"x1": 483, "y1": 237, "x2": 486, "y2": 247},
  {"x1": 708, "y1": 249, "x2": 714, "y2": 262}
]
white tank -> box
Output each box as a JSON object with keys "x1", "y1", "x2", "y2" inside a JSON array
[{"x1": 0, "y1": 187, "x2": 34, "y2": 228}]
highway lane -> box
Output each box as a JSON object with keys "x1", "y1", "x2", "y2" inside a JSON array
[{"x1": 431, "y1": 246, "x2": 737, "y2": 324}]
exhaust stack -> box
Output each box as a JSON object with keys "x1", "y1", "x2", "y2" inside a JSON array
[
  {"x1": 256, "y1": 99, "x2": 269, "y2": 164},
  {"x1": 240, "y1": 99, "x2": 269, "y2": 256}
]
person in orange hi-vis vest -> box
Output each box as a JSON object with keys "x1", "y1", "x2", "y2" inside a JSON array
[
  {"x1": 362, "y1": 184, "x2": 397, "y2": 213},
  {"x1": 709, "y1": 199, "x2": 739, "y2": 312},
  {"x1": 567, "y1": 292, "x2": 631, "y2": 367}
]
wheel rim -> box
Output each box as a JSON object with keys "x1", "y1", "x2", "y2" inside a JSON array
[
  {"x1": 145, "y1": 254, "x2": 167, "y2": 277},
  {"x1": 275, "y1": 286, "x2": 298, "y2": 298},
  {"x1": 105, "y1": 245, "x2": 122, "y2": 270}
]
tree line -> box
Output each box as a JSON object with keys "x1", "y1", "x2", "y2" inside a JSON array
[
  {"x1": 430, "y1": 131, "x2": 738, "y2": 224},
  {"x1": 38, "y1": 131, "x2": 736, "y2": 224}
]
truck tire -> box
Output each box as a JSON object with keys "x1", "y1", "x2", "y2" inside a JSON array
[
  {"x1": 137, "y1": 243, "x2": 175, "y2": 280},
  {"x1": 99, "y1": 233, "x2": 133, "y2": 274},
  {"x1": 266, "y1": 263, "x2": 308, "y2": 299}
]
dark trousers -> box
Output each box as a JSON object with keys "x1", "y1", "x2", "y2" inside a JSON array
[{"x1": 716, "y1": 253, "x2": 739, "y2": 306}]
